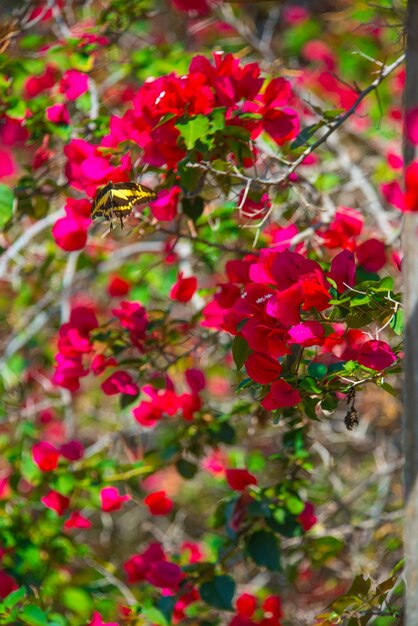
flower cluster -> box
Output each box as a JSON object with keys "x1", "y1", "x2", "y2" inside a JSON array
[
  {"x1": 124, "y1": 542, "x2": 184, "y2": 591},
  {"x1": 203, "y1": 237, "x2": 396, "y2": 410},
  {"x1": 103, "y1": 53, "x2": 300, "y2": 168}
]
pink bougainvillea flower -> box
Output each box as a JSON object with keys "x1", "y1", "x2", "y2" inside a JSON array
[
  {"x1": 32, "y1": 441, "x2": 60, "y2": 472},
  {"x1": 226, "y1": 469, "x2": 257, "y2": 491},
  {"x1": 245, "y1": 352, "x2": 282, "y2": 384},
  {"x1": 52, "y1": 198, "x2": 91, "y2": 252},
  {"x1": 132, "y1": 400, "x2": 163, "y2": 427},
  {"x1": 64, "y1": 511, "x2": 92, "y2": 530},
  {"x1": 298, "y1": 502, "x2": 317, "y2": 531},
  {"x1": 381, "y1": 180, "x2": 405, "y2": 211},
  {"x1": 59, "y1": 70, "x2": 89, "y2": 101},
  {"x1": 46, "y1": 103, "x2": 70, "y2": 125},
  {"x1": 150, "y1": 186, "x2": 181, "y2": 221},
  {"x1": 356, "y1": 238, "x2": 386, "y2": 272},
  {"x1": 41, "y1": 490, "x2": 70, "y2": 516},
  {"x1": 100, "y1": 486, "x2": 131, "y2": 512},
  {"x1": 185, "y1": 368, "x2": 206, "y2": 393},
  {"x1": 88, "y1": 612, "x2": 119, "y2": 626},
  {"x1": 288, "y1": 321, "x2": 324, "y2": 347},
  {"x1": 0, "y1": 150, "x2": 16, "y2": 179},
  {"x1": 356, "y1": 340, "x2": 396, "y2": 371},
  {"x1": 52, "y1": 214, "x2": 89, "y2": 252},
  {"x1": 170, "y1": 273, "x2": 197, "y2": 303},
  {"x1": 0, "y1": 570, "x2": 18, "y2": 599},
  {"x1": 107, "y1": 275, "x2": 131, "y2": 297},
  {"x1": 60, "y1": 439, "x2": 84, "y2": 461},
  {"x1": 101, "y1": 371, "x2": 139, "y2": 396},
  {"x1": 144, "y1": 490, "x2": 173, "y2": 516},
  {"x1": 406, "y1": 106, "x2": 418, "y2": 145},
  {"x1": 261, "y1": 379, "x2": 301, "y2": 410}
]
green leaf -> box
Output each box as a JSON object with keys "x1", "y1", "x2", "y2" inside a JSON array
[
  {"x1": 142, "y1": 605, "x2": 168, "y2": 626},
  {"x1": 20, "y1": 605, "x2": 49, "y2": 626},
  {"x1": 182, "y1": 196, "x2": 204, "y2": 221},
  {"x1": 3, "y1": 586, "x2": 26, "y2": 609},
  {"x1": 290, "y1": 123, "x2": 321, "y2": 149},
  {"x1": 61, "y1": 587, "x2": 93, "y2": 617},
  {"x1": 0, "y1": 184, "x2": 14, "y2": 227},
  {"x1": 200, "y1": 575, "x2": 235, "y2": 611},
  {"x1": 307, "y1": 362, "x2": 328, "y2": 379},
  {"x1": 390, "y1": 309, "x2": 403, "y2": 335},
  {"x1": 246, "y1": 529, "x2": 280, "y2": 571},
  {"x1": 232, "y1": 336, "x2": 251, "y2": 371},
  {"x1": 176, "y1": 115, "x2": 210, "y2": 150},
  {"x1": 176, "y1": 459, "x2": 198, "y2": 479}
]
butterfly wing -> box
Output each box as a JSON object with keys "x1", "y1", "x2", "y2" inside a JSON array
[{"x1": 91, "y1": 182, "x2": 157, "y2": 222}]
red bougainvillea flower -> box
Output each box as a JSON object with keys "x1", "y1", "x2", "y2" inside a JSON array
[
  {"x1": 53, "y1": 304, "x2": 98, "y2": 391},
  {"x1": 88, "y1": 612, "x2": 119, "y2": 626},
  {"x1": 41, "y1": 490, "x2": 70, "y2": 516},
  {"x1": 91, "y1": 354, "x2": 118, "y2": 376},
  {"x1": 329, "y1": 249, "x2": 356, "y2": 293},
  {"x1": 405, "y1": 161, "x2": 418, "y2": 212},
  {"x1": 101, "y1": 370, "x2": 139, "y2": 396},
  {"x1": 150, "y1": 186, "x2": 181, "y2": 221},
  {"x1": 245, "y1": 352, "x2": 282, "y2": 384},
  {"x1": 261, "y1": 380, "x2": 302, "y2": 410},
  {"x1": 112, "y1": 301, "x2": 148, "y2": 345},
  {"x1": 171, "y1": 0, "x2": 213, "y2": 15},
  {"x1": 100, "y1": 487, "x2": 131, "y2": 512},
  {"x1": 239, "y1": 192, "x2": 271, "y2": 220},
  {"x1": 356, "y1": 238, "x2": 386, "y2": 272},
  {"x1": 144, "y1": 490, "x2": 173, "y2": 515},
  {"x1": 64, "y1": 511, "x2": 92, "y2": 530},
  {"x1": 262, "y1": 595, "x2": 283, "y2": 625},
  {"x1": 298, "y1": 502, "x2": 317, "y2": 531},
  {"x1": 185, "y1": 368, "x2": 206, "y2": 393},
  {"x1": 0, "y1": 150, "x2": 16, "y2": 179},
  {"x1": 0, "y1": 570, "x2": 18, "y2": 599},
  {"x1": 124, "y1": 542, "x2": 184, "y2": 590},
  {"x1": 107, "y1": 275, "x2": 131, "y2": 297},
  {"x1": 46, "y1": 103, "x2": 70, "y2": 125},
  {"x1": 132, "y1": 400, "x2": 163, "y2": 427},
  {"x1": 23, "y1": 64, "x2": 57, "y2": 99},
  {"x1": 319, "y1": 206, "x2": 363, "y2": 250},
  {"x1": 60, "y1": 439, "x2": 84, "y2": 461},
  {"x1": 170, "y1": 273, "x2": 198, "y2": 303},
  {"x1": 356, "y1": 340, "x2": 397, "y2": 371},
  {"x1": 32, "y1": 441, "x2": 60, "y2": 471},
  {"x1": 59, "y1": 70, "x2": 89, "y2": 101},
  {"x1": 226, "y1": 469, "x2": 258, "y2": 491}
]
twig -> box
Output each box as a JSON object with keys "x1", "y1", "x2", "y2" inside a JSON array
[{"x1": 0, "y1": 209, "x2": 65, "y2": 280}]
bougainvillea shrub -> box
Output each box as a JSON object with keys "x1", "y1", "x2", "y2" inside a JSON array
[{"x1": 0, "y1": 1, "x2": 405, "y2": 625}]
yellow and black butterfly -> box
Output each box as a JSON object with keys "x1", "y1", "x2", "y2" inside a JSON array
[{"x1": 91, "y1": 182, "x2": 157, "y2": 229}]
